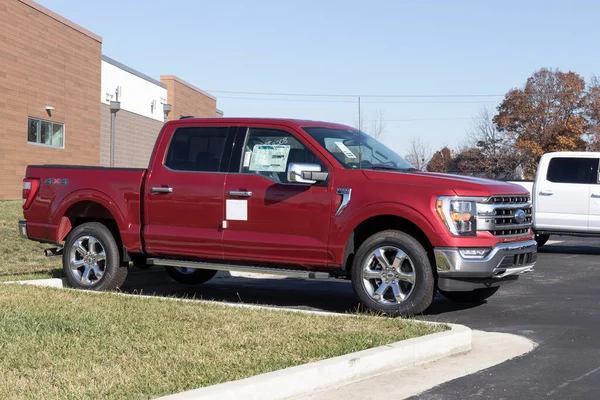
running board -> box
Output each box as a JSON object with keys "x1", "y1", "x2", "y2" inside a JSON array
[{"x1": 146, "y1": 258, "x2": 331, "y2": 279}]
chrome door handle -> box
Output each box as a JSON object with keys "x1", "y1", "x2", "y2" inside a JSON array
[
  {"x1": 539, "y1": 190, "x2": 553, "y2": 196},
  {"x1": 151, "y1": 186, "x2": 173, "y2": 194},
  {"x1": 229, "y1": 190, "x2": 252, "y2": 197},
  {"x1": 592, "y1": 193, "x2": 600, "y2": 198}
]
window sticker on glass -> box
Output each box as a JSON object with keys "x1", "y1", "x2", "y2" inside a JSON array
[
  {"x1": 335, "y1": 142, "x2": 357, "y2": 159},
  {"x1": 249, "y1": 145, "x2": 291, "y2": 172}
]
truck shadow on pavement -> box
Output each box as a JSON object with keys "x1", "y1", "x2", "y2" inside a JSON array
[
  {"x1": 539, "y1": 244, "x2": 600, "y2": 256},
  {"x1": 121, "y1": 269, "x2": 482, "y2": 316}
]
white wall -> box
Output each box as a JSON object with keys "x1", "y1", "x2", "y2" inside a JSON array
[{"x1": 101, "y1": 60, "x2": 167, "y2": 122}]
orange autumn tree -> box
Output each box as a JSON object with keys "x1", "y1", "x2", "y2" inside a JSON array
[
  {"x1": 426, "y1": 147, "x2": 454, "y2": 172},
  {"x1": 493, "y1": 68, "x2": 597, "y2": 178}
]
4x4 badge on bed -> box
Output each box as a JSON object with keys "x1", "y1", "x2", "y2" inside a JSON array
[{"x1": 44, "y1": 178, "x2": 69, "y2": 185}]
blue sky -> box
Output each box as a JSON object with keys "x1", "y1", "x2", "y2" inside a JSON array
[{"x1": 37, "y1": 0, "x2": 600, "y2": 157}]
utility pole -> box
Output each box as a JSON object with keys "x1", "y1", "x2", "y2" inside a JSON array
[{"x1": 358, "y1": 96, "x2": 362, "y2": 131}]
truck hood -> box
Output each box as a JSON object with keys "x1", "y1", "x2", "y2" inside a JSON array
[{"x1": 362, "y1": 170, "x2": 529, "y2": 197}]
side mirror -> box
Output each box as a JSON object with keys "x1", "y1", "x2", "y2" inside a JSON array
[{"x1": 288, "y1": 163, "x2": 328, "y2": 184}]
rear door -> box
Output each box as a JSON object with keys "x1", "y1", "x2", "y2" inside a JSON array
[
  {"x1": 535, "y1": 156, "x2": 597, "y2": 232},
  {"x1": 143, "y1": 123, "x2": 237, "y2": 259},
  {"x1": 221, "y1": 126, "x2": 335, "y2": 267}
]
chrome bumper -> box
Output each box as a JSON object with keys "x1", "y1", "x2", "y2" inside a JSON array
[
  {"x1": 434, "y1": 240, "x2": 537, "y2": 279},
  {"x1": 18, "y1": 220, "x2": 28, "y2": 239}
]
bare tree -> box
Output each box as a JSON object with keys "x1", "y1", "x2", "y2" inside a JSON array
[
  {"x1": 354, "y1": 108, "x2": 386, "y2": 139},
  {"x1": 404, "y1": 136, "x2": 431, "y2": 170},
  {"x1": 465, "y1": 106, "x2": 521, "y2": 179}
]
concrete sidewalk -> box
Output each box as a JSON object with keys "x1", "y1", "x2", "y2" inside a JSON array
[{"x1": 290, "y1": 330, "x2": 536, "y2": 400}]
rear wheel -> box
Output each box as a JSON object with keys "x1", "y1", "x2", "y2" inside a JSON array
[
  {"x1": 439, "y1": 287, "x2": 499, "y2": 303},
  {"x1": 62, "y1": 222, "x2": 128, "y2": 290},
  {"x1": 351, "y1": 230, "x2": 435, "y2": 317},
  {"x1": 535, "y1": 233, "x2": 550, "y2": 247},
  {"x1": 165, "y1": 266, "x2": 217, "y2": 285}
]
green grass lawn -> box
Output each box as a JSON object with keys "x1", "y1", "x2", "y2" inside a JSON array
[
  {"x1": 0, "y1": 284, "x2": 446, "y2": 400},
  {"x1": 0, "y1": 201, "x2": 62, "y2": 281}
]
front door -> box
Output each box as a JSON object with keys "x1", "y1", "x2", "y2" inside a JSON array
[
  {"x1": 222, "y1": 126, "x2": 334, "y2": 267},
  {"x1": 143, "y1": 124, "x2": 236, "y2": 259},
  {"x1": 535, "y1": 156, "x2": 596, "y2": 232}
]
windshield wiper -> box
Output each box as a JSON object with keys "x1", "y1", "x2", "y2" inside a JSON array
[
  {"x1": 366, "y1": 166, "x2": 402, "y2": 171},
  {"x1": 366, "y1": 166, "x2": 419, "y2": 172}
]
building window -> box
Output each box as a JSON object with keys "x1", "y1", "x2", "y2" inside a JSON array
[{"x1": 27, "y1": 117, "x2": 64, "y2": 148}]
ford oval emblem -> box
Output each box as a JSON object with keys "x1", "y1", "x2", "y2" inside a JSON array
[{"x1": 514, "y1": 209, "x2": 526, "y2": 224}]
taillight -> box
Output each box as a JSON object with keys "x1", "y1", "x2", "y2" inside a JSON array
[{"x1": 22, "y1": 178, "x2": 40, "y2": 209}]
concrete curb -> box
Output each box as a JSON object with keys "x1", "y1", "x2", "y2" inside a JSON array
[
  {"x1": 156, "y1": 324, "x2": 471, "y2": 400},
  {"x1": 4, "y1": 278, "x2": 472, "y2": 400}
]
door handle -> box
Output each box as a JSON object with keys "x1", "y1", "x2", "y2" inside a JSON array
[
  {"x1": 229, "y1": 190, "x2": 252, "y2": 197},
  {"x1": 592, "y1": 193, "x2": 600, "y2": 198},
  {"x1": 539, "y1": 190, "x2": 553, "y2": 196},
  {"x1": 151, "y1": 186, "x2": 173, "y2": 194}
]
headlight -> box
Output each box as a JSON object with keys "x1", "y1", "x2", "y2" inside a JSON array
[{"x1": 436, "y1": 197, "x2": 482, "y2": 236}]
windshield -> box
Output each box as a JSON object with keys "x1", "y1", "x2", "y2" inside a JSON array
[{"x1": 302, "y1": 127, "x2": 415, "y2": 171}]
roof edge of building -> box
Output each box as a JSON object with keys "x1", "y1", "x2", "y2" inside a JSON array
[
  {"x1": 160, "y1": 75, "x2": 216, "y2": 101},
  {"x1": 216, "y1": 108, "x2": 224, "y2": 115},
  {"x1": 19, "y1": 0, "x2": 102, "y2": 43},
  {"x1": 102, "y1": 55, "x2": 167, "y2": 89}
]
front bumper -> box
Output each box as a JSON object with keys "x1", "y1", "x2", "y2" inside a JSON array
[
  {"x1": 18, "y1": 220, "x2": 28, "y2": 239},
  {"x1": 435, "y1": 240, "x2": 537, "y2": 280}
]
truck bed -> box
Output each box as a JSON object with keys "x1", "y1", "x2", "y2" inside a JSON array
[{"x1": 23, "y1": 164, "x2": 147, "y2": 252}]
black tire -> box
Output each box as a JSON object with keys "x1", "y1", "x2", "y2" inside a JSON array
[
  {"x1": 439, "y1": 286, "x2": 499, "y2": 303},
  {"x1": 62, "y1": 222, "x2": 128, "y2": 290},
  {"x1": 351, "y1": 230, "x2": 435, "y2": 317},
  {"x1": 165, "y1": 266, "x2": 217, "y2": 285},
  {"x1": 535, "y1": 233, "x2": 550, "y2": 247}
]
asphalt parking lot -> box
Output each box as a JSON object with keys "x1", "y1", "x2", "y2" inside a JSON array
[{"x1": 123, "y1": 237, "x2": 599, "y2": 400}]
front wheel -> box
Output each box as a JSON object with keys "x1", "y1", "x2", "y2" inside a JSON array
[
  {"x1": 62, "y1": 222, "x2": 128, "y2": 290},
  {"x1": 165, "y1": 266, "x2": 217, "y2": 285},
  {"x1": 535, "y1": 233, "x2": 550, "y2": 247},
  {"x1": 351, "y1": 230, "x2": 435, "y2": 317},
  {"x1": 439, "y1": 287, "x2": 499, "y2": 303}
]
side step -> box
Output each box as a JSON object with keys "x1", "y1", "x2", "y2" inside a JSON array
[{"x1": 146, "y1": 258, "x2": 331, "y2": 280}]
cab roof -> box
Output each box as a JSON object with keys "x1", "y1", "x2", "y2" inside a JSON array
[{"x1": 168, "y1": 117, "x2": 354, "y2": 130}]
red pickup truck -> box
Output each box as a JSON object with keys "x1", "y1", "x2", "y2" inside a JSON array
[{"x1": 19, "y1": 117, "x2": 537, "y2": 316}]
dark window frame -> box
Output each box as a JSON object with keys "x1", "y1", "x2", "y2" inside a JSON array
[{"x1": 546, "y1": 157, "x2": 600, "y2": 184}]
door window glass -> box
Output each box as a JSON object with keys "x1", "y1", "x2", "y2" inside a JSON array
[
  {"x1": 165, "y1": 127, "x2": 229, "y2": 172},
  {"x1": 241, "y1": 128, "x2": 325, "y2": 183},
  {"x1": 546, "y1": 157, "x2": 599, "y2": 184}
]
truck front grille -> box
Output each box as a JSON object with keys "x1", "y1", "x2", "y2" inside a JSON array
[{"x1": 477, "y1": 196, "x2": 533, "y2": 237}]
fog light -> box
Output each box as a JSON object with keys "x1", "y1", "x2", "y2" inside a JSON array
[{"x1": 459, "y1": 248, "x2": 491, "y2": 259}]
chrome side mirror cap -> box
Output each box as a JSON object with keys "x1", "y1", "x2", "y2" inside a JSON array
[{"x1": 288, "y1": 163, "x2": 328, "y2": 184}]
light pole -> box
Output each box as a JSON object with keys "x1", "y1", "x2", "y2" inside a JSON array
[
  {"x1": 109, "y1": 101, "x2": 121, "y2": 167},
  {"x1": 163, "y1": 103, "x2": 172, "y2": 122}
]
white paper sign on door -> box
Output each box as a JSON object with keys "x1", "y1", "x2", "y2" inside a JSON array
[{"x1": 226, "y1": 199, "x2": 248, "y2": 221}]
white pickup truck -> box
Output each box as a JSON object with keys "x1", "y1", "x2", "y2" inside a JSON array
[{"x1": 509, "y1": 151, "x2": 600, "y2": 246}]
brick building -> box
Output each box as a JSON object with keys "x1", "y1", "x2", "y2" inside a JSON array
[{"x1": 0, "y1": 0, "x2": 222, "y2": 199}]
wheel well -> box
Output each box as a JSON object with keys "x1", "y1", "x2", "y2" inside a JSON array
[
  {"x1": 61, "y1": 201, "x2": 122, "y2": 248},
  {"x1": 343, "y1": 215, "x2": 435, "y2": 273}
]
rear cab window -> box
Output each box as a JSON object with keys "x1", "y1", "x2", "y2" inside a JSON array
[
  {"x1": 546, "y1": 157, "x2": 599, "y2": 184},
  {"x1": 164, "y1": 126, "x2": 231, "y2": 172}
]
